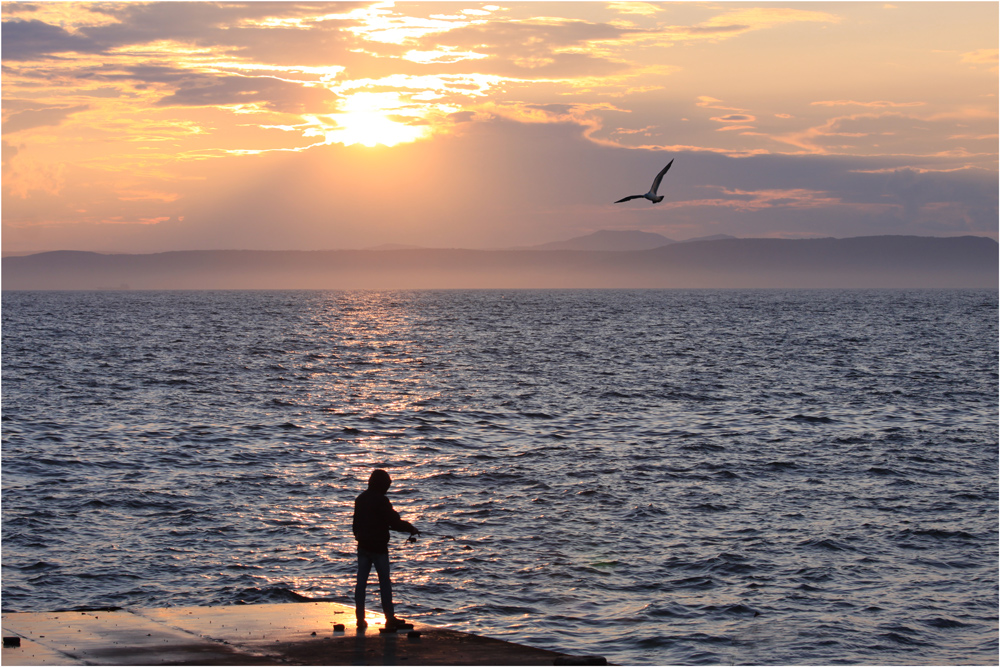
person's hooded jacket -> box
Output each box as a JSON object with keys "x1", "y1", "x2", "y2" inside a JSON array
[{"x1": 352, "y1": 470, "x2": 416, "y2": 554}]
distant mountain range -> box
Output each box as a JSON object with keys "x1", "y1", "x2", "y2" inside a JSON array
[
  {"x1": 364, "y1": 243, "x2": 425, "y2": 251},
  {"x1": 2, "y1": 235, "x2": 996, "y2": 290},
  {"x1": 525, "y1": 230, "x2": 735, "y2": 251},
  {"x1": 360, "y1": 230, "x2": 736, "y2": 253}
]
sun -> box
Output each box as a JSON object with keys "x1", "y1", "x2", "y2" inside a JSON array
[
  {"x1": 329, "y1": 111, "x2": 424, "y2": 148},
  {"x1": 322, "y1": 92, "x2": 429, "y2": 148}
]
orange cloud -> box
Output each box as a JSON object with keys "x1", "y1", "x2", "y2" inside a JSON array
[
  {"x1": 961, "y1": 48, "x2": 998, "y2": 71},
  {"x1": 2, "y1": 104, "x2": 90, "y2": 135},
  {"x1": 2, "y1": 152, "x2": 65, "y2": 198},
  {"x1": 696, "y1": 96, "x2": 745, "y2": 112},
  {"x1": 766, "y1": 109, "x2": 997, "y2": 159},
  {"x1": 112, "y1": 216, "x2": 171, "y2": 225},
  {"x1": 609, "y1": 3, "x2": 664, "y2": 18},
  {"x1": 694, "y1": 7, "x2": 839, "y2": 37},
  {"x1": 115, "y1": 190, "x2": 180, "y2": 203},
  {"x1": 663, "y1": 187, "x2": 844, "y2": 211},
  {"x1": 812, "y1": 100, "x2": 925, "y2": 108}
]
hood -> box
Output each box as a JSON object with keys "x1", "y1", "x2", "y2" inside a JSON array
[{"x1": 367, "y1": 469, "x2": 392, "y2": 494}]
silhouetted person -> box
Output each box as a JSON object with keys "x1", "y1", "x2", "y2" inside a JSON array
[{"x1": 352, "y1": 469, "x2": 418, "y2": 629}]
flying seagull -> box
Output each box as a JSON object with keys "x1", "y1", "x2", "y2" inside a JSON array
[{"x1": 614, "y1": 159, "x2": 674, "y2": 204}]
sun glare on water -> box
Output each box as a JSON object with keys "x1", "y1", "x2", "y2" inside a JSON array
[{"x1": 322, "y1": 92, "x2": 429, "y2": 148}]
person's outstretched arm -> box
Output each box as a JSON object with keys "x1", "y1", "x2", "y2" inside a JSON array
[{"x1": 381, "y1": 497, "x2": 419, "y2": 535}]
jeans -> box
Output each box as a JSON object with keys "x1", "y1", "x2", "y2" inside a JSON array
[{"x1": 355, "y1": 548, "x2": 393, "y2": 619}]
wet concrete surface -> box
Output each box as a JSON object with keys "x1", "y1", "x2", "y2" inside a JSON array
[{"x1": 1, "y1": 602, "x2": 605, "y2": 665}]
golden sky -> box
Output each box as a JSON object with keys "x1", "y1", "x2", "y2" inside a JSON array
[{"x1": 2, "y1": 1, "x2": 997, "y2": 253}]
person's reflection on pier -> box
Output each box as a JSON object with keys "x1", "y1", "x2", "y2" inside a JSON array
[{"x1": 352, "y1": 469, "x2": 419, "y2": 630}]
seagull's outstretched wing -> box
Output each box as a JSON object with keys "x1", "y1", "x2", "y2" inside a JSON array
[
  {"x1": 649, "y1": 159, "x2": 674, "y2": 195},
  {"x1": 614, "y1": 195, "x2": 644, "y2": 203}
]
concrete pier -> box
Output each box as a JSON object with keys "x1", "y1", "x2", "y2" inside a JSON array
[{"x1": 1, "y1": 601, "x2": 606, "y2": 665}]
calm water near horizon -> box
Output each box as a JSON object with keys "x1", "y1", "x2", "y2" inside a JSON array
[{"x1": 3, "y1": 289, "x2": 997, "y2": 665}]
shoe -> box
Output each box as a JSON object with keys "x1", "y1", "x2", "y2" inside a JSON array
[{"x1": 384, "y1": 617, "x2": 413, "y2": 631}]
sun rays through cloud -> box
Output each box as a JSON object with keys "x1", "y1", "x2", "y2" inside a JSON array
[{"x1": 320, "y1": 91, "x2": 431, "y2": 148}]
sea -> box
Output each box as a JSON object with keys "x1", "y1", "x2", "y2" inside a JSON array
[{"x1": 2, "y1": 289, "x2": 997, "y2": 665}]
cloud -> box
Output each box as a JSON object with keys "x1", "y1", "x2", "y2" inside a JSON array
[
  {"x1": 429, "y1": 16, "x2": 632, "y2": 50},
  {"x1": 960, "y1": 48, "x2": 998, "y2": 71},
  {"x1": 468, "y1": 100, "x2": 623, "y2": 145},
  {"x1": 662, "y1": 186, "x2": 848, "y2": 213},
  {"x1": 768, "y1": 110, "x2": 999, "y2": 157},
  {"x1": 812, "y1": 100, "x2": 925, "y2": 108},
  {"x1": 1, "y1": 18, "x2": 103, "y2": 60},
  {"x1": 156, "y1": 75, "x2": 338, "y2": 113},
  {"x1": 711, "y1": 114, "x2": 756, "y2": 123},
  {"x1": 447, "y1": 110, "x2": 476, "y2": 123},
  {"x1": 697, "y1": 96, "x2": 747, "y2": 112},
  {"x1": 2, "y1": 104, "x2": 90, "y2": 134},
  {"x1": 609, "y1": 3, "x2": 664, "y2": 18},
  {"x1": 681, "y1": 24, "x2": 749, "y2": 36},
  {"x1": 2, "y1": 139, "x2": 20, "y2": 166},
  {"x1": 418, "y1": 18, "x2": 638, "y2": 78},
  {"x1": 653, "y1": 153, "x2": 997, "y2": 237},
  {"x1": 700, "y1": 7, "x2": 840, "y2": 31},
  {"x1": 80, "y1": 2, "x2": 341, "y2": 51},
  {"x1": 3, "y1": 4, "x2": 368, "y2": 67},
  {"x1": 1, "y1": 145, "x2": 67, "y2": 198},
  {"x1": 115, "y1": 189, "x2": 179, "y2": 203},
  {"x1": 655, "y1": 6, "x2": 838, "y2": 44}
]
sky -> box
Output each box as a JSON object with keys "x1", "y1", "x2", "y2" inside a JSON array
[{"x1": 2, "y1": 1, "x2": 997, "y2": 253}]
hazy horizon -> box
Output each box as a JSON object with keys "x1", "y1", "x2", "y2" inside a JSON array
[
  {"x1": 2, "y1": 2, "x2": 997, "y2": 256},
  {"x1": 4, "y1": 236, "x2": 996, "y2": 290},
  {"x1": 2, "y1": 230, "x2": 998, "y2": 259}
]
